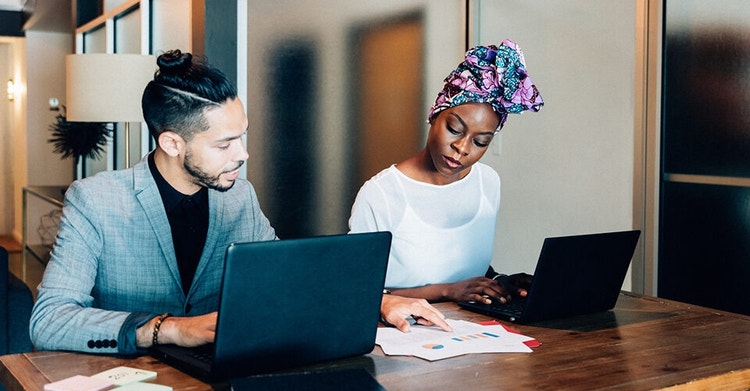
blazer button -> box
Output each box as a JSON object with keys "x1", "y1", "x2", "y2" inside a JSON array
[
  {"x1": 111, "y1": 339, "x2": 117, "y2": 348},
  {"x1": 95, "y1": 340, "x2": 103, "y2": 348},
  {"x1": 87, "y1": 340, "x2": 95, "y2": 349}
]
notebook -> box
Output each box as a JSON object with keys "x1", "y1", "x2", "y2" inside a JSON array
[
  {"x1": 458, "y1": 230, "x2": 640, "y2": 324},
  {"x1": 150, "y1": 231, "x2": 392, "y2": 383}
]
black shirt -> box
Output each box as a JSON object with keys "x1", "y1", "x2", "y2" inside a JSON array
[{"x1": 148, "y1": 153, "x2": 209, "y2": 296}]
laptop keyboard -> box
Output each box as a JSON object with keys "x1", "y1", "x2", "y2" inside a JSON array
[
  {"x1": 488, "y1": 298, "x2": 526, "y2": 317},
  {"x1": 186, "y1": 344, "x2": 215, "y2": 365}
]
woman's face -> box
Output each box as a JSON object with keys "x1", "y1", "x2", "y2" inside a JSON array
[{"x1": 426, "y1": 102, "x2": 500, "y2": 183}]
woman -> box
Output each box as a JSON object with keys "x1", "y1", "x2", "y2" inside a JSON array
[{"x1": 349, "y1": 39, "x2": 543, "y2": 305}]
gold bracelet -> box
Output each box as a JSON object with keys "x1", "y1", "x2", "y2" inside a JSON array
[{"x1": 152, "y1": 312, "x2": 171, "y2": 346}]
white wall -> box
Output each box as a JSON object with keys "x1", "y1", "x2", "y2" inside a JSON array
[
  {"x1": 10, "y1": 39, "x2": 25, "y2": 239},
  {"x1": 0, "y1": 40, "x2": 17, "y2": 235},
  {"x1": 0, "y1": 13, "x2": 30, "y2": 239},
  {"x1": 245, "y1": 0, "x2": 467, "y2": 234},
  {"x1": 25, "y1": 31, "x2": 74, "y2": 188},
  {"x1": 151, "y1": 0, "x2": 192, "y2": 54},
  {"x1": 4, "y1": 30, "x2": 73, "y2": 241},
  {"x1": 473, "y1": 1, "x2": 639, "y2": 289}
]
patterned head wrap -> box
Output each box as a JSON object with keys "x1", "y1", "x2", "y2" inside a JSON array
[{"x1": 427, "y1": 39, "x2": 544, "y2": 131}]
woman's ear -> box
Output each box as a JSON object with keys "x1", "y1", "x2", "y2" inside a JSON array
[{"x1": 158, "y1": 131, "x2": 184, "y2": 157}]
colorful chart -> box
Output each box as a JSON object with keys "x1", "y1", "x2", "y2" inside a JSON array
[
  {"x1": 451, "y1": 332, "x2": 500, "y2": 342},
  {"x1": 422, "y1": 344, "x2": 445, "y2": 350}
]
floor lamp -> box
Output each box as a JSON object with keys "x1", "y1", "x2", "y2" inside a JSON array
[{"x1": 65, "y1": 54, "x2": 156, "y2": 168}]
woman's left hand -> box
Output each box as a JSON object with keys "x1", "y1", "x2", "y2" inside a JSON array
[{"x1": 444, "y1": 277, "x2": 513, "y2": 304}]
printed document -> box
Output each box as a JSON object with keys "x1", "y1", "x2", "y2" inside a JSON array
[{"x1": 376, "y1": 319, "x2": 537, "y2": 361}]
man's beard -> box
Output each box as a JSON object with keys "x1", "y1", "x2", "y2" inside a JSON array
[{"x1": 184, "y1": 149, "x2": 243, "y2": 192}]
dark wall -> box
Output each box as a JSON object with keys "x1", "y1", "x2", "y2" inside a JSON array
[
  {"x1": 204, "y1": 0, "x2": 237, "y2": 86},
  {"x1": 0, "y1": 11, "x2": 25, "y2": 37},
  {"x1": 660, "y1": 1, "x2": 750, "y2": 316}
]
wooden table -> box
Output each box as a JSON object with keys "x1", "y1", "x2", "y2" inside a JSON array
[{"x1": 2, "y1": 292, "x2": 749, "y2": 390}]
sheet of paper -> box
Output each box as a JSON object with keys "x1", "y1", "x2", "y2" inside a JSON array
[
  {"x1": 43, "y1": 375, "x2": 114, "y2": 391},
  {"x1": 91, "y1": 366, "x2": 157, "y2": 386},
  {"x1": 376, "y1": 319, "x2": 536, "y2": 361},
  {"x1": 116, "y1": 383, "x2": 172, "y2": 391}
]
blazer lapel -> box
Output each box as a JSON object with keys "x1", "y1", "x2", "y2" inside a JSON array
[
  {"x1": 189, "y1": 189, "x2": 222, "y2": 298},
  {"x1": 132, "y1": 156, "x2": 184, "y2": 292}
]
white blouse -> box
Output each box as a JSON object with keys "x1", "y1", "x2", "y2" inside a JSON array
[{"x1": 349, "y1": 163, "x2": 500, "y2": 288}]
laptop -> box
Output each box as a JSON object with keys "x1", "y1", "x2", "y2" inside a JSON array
[
  {"x1": 458, "y1": 230, "x2": 640, "y2": 324},
  {"x1": 150, "y1": 231, "x2": 392, "y2": 383},
  {"x1": 230, "y1": 368, "x2": 385, "y2": 391}
]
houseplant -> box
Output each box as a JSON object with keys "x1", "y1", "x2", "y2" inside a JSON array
[{"x1": 48, "y1": 105, "x2": 111, "y2": 164}]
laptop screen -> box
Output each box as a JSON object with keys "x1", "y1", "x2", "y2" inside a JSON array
[{"x1": 214, "y1": 232, "x2": 392, "y2": 377}]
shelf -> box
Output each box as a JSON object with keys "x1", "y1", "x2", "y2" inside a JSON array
[
  {"x1": 23, "y1": 186, "x2": 66, "y2": 207},
  {"x1": 25, "y1": 244, "x2": 52, "y2": 266},
  {"x1": 21, "y1": 186, "x2": 67, "y2": 290}
]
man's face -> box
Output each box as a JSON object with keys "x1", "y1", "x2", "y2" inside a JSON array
[{"x1": 183, "y1": 98, "x2": 249, "y2": 192}]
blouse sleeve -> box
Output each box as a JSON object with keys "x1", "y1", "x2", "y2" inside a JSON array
[{"x1": 348, "y1": 179, "x2": 390, "y2": 233}]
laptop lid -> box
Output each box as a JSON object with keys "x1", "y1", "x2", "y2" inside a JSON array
[
  {"x1": 152, "y1": 231, "x2": 391, "y2": 381},
  {"x1": 459, "y1": 230, "x2": 640, "y2": 324}
]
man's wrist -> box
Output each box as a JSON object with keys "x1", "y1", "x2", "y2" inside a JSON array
[{"x1": 152, "y1": 313, "x2": 172, "y2": 346}]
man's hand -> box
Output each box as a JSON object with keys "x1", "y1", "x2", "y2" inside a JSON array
[
  {"x1": 380, "y1": 295, "x2": 452, "y2": 333},
  {"x1": 138, "y1": 312, "x2": 217, "y2": 348}
]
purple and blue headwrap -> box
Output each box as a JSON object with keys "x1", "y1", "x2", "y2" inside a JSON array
[{"x1": 427, "y1": 39, "x2": 544, "y2": 131}]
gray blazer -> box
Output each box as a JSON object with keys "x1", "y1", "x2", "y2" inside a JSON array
[{"x1": 30, "y1": 155, "x2": 276, "y2": 354}]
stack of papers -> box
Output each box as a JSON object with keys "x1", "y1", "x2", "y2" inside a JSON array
[
  {"x1": 44, "y1": 366, "x2": 171, "y2": 391},
  {"x1": 90, "y1": 366, "x2": 158, "y2": 386},
  {"x1": 376, "y1": 319, "x2": 538, "y2": 361}
]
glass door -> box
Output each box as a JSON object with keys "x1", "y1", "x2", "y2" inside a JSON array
[{"x1": 660, "y1": 0, "x2": 750, "y2": 315}]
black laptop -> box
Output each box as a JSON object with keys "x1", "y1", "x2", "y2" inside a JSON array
[
  {"x1": 150, "y1": 232, "x2": 391, "y2": 383},
  {"x1": 458, "y1": 230, "x2": 640, "y2": 324}
]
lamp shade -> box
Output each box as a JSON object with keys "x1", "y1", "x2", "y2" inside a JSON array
[{"x1": 65, "y1": 54, "x2": 156, "y2": 122}]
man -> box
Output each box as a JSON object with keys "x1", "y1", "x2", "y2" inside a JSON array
[{"x1": 30, "y1": 50, "x2": 449, "y2": 356}]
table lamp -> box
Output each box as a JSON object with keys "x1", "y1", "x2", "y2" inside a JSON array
[{"x1": 65, "y1": 54, "x2": 156, "y2": 168}]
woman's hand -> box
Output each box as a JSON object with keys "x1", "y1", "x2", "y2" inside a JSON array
[
  {"x1": 493, "y1": 273, "x2": 533, "y2": 299},
  {"x1": 443, "y1": 277, "x2": 513, "y2": 304}
]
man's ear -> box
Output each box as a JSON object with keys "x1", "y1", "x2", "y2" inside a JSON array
[{"x1": 158, "y1": 131, "x2": 184, "y2": 157}]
